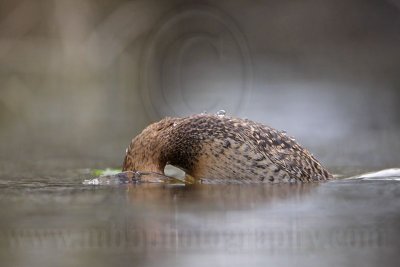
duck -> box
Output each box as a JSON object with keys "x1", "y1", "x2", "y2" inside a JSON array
[{"x1": 122, "y1": 112, "x2": 332, "y2": 183}]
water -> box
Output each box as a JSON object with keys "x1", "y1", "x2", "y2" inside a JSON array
[
  {"x1": 0, "y1": 161, "x2": 399, "y2": 267},
  {"x1": 216, "y1": 110, "x2": 226, "y2": 117}
]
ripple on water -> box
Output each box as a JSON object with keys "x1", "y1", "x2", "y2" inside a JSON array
[
  {"x1": 82, "y1": 168, "x2": 400, "y2": 185},
  {"x1": 347, "y1": 168, "x2": 400, "y2": 181}
]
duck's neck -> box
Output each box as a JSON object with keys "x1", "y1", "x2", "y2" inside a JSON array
[
  {"x1": 123, "y1": 117, "x2": 189, "y2": 174},
  {"x1": 122, "y1": 131, "x2": 169, "y2": 174}
]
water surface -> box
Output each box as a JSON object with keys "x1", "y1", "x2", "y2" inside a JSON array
[{"x1": 0, "y1": 161, "x2": 399, "y2": 267}]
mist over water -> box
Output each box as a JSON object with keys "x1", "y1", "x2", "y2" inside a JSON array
[{"x1": 0, "y1": 0, "x2": 399, "y2": 169}]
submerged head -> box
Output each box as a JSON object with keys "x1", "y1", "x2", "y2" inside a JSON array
[{"x1": 122, "y1": 117, "x2": 179, "y2": 173}]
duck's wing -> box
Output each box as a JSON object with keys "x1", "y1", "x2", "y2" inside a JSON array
[{"x1": 239, "y1": 120, "x2": 331, "y2": 182}]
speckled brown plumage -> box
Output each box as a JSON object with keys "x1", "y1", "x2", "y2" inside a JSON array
[{"x1": 122, "y1": 114, "x2": 332, "y2": 183}]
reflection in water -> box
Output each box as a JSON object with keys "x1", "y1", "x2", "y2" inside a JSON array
[
  {"x1": 0, "y1": 166, "x2": 399, "y2": 267},
  {"x1": 125, "y1": 182, "x2": 317, "y2": 210}
]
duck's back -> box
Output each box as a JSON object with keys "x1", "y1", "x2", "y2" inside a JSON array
[{"x1": 164, "y1": 114, "x2": 332, "y2": 183}]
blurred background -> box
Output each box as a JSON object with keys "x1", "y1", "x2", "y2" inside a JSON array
[{"x1": 0, "y1": 0, "x2": 399, "y2": 170}]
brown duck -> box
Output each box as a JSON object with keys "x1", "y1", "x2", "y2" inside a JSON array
[{"x1": 122, "y1": 113, "x2": 332, "y2": 183}]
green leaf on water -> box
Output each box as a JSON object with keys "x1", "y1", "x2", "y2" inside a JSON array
[{"x1": 91, "y1": 168, "x2": 121, "y2": 177}]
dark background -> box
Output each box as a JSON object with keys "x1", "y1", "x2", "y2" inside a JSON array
[{"x1": 0, "y1": 0, "x2": 399, "y2": 170}]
